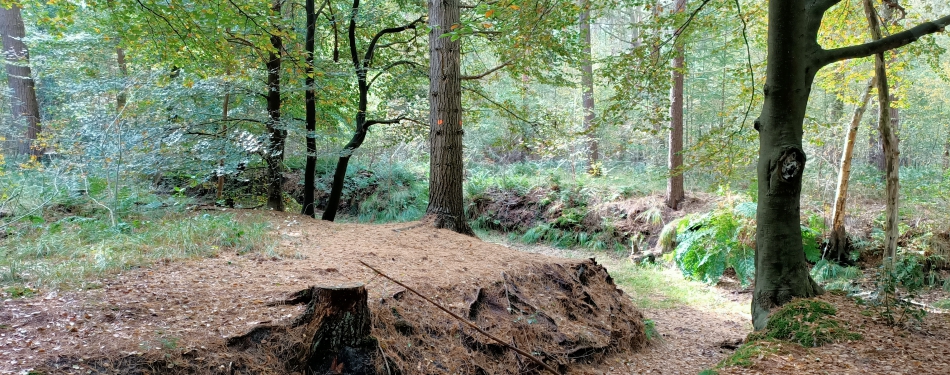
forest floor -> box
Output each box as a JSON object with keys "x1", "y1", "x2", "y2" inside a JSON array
[{"x1": 2, "y1": 210, "x2": 949, "y2": 374}]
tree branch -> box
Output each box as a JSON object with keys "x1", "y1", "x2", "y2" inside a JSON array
[
  {"x1": 461, "y1": 60, "x2": 511, "y2": 80},
  {"x1": 809, "y1": 0, "x2": 842, "y2": 16},
  {"x1": 363, "y1": 15, "x2": 426, "y2": 67},
  {"x1": 364, "y1": 116, "x2": 409, "y2": 127},
  {"x1": 368, "y1": 60, "x2": 425, "y2": 88},
  {"x1": 819, "y1": 14, "x2": 950, "y2": 66}
]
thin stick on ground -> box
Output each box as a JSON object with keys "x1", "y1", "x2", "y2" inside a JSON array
[{"x1": 359, "y1": 261, "x2": 561, "y2": 375}]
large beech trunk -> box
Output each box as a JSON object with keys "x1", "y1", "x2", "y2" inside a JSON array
[
  {"x1": 665, "y1": 0, "x2": 686, "y2": 210},
  {"x1": 750, "y1": 0, "x2": 947, "y2": 330},
  {"x1": 0, "y1": 6, "x2": 42, "y2": 157},
  {"x1": 425, "y1": 0, "x2": 473, "y2": 234},
  {"x1": 751, "y1": 0, "x2": 824, "y2": 331},
  {"x1": 827, "y1": 77, "x2": 874, "y2": 261}
]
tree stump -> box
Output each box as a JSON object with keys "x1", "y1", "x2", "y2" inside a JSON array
[{"x1": 225, "y1": 284, "x2": 377, "y2": 374}]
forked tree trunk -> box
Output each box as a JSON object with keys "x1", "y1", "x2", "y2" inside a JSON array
[
  {"x1": 579, "y1": 0, "x2": 598, "y2": 174},
  {"x1": 425, "y1": 0, "x2": 473, "y2": 234},
  {"x1": 827, "y1": 77, "x2": 874, "y2": 262},
  {"x1": 302, "y1": 0, "x2": 318, "y2": 217},
  {"x1": 264, "y1": 0, "x2": 286, "y2": 211},
  {"x1": 665, "y1": 0, "x2": 686, "y2": 210},
  {"x1": 864, "y1": 0, "x2": 899, "y2": 265},
  {"x1": 0, "y1": 5, "x2": 42, "y2": 158}
]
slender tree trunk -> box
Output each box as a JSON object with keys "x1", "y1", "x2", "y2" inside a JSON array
[
  {"x1": 0, "y1": 6, "x2": 41, "y2": 158},
  {"x1": 216, "y1": 89, "x2": 231, "y2": 203},
  {"x1": 324, "y1": 0, "x2": 368, "y2": 222},
  {"x1": 302, "y1": 0, "x2": 318, "y2": 217},
  {"x1": 864, "y1": 0, "x2": 899, "y2": 265},
  {"x1": 665, "y1": 0, "x2": 686, "y2": 210},
  {"x1": 424, "y1": 0, "x2": 472, "y2": 234},
  {"x1": 264, "y1": 0, "x2": 286, "y2": 211},
  {"x1": 116, "y1": 46, "x2": 128, "y2": 111},
  {"x1": 827, "y1": 77, "x2": 875, "y2": 261},
  {"x1": 579, "y1": 0, "x2": 598, "y2": 174}
]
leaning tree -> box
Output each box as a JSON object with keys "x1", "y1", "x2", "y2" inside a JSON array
[{"x1": 751, "y1": 0, "x2": 949, "y2": 330}]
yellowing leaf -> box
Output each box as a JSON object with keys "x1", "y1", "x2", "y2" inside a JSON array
[
  {"x1": 483, "y1": 23, "x2": 492, "y2": 29},
  {"x1": 485, "y1": 9, "x2": 495, "y2": 17},
  {"x1": 509, "y1": 5, "x2": 520, "y2": 10},
  {"x1": 450, "y1": 24, "x2": 460, "y2": 30}
]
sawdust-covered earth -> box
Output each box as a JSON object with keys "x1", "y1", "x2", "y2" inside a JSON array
[{"x1": 1, "y1": 210, "x2": 948, "y2": 374}]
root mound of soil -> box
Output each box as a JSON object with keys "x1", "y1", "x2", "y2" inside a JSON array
[
  {"x1": 19, "y1": 214, "x2": 646, "y2": 375},
  {"x1": 373, "y1": 259, "x2": 646, "y2": 374}
]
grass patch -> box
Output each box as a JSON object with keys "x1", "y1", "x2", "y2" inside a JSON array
[
  {"x1": 700, "y1": 339, "x2": 782, "y2": 374},
  {"x1": 0, "y1": 211, "x2": 276, "y2": 291},
  {"x1": 934, "y1": 299, "x2": 950, "y2": 309},
  {"x1": 598, "y1": 261, "x2": 748, "y2": 315},
  {"x1": 748, "y1": 299, "x2": 861, "y2": 347}
]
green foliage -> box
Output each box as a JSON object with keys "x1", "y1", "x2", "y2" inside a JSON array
[
  {"x1": 672, "y1": 200, "x2": 757, "y2": 286},
  {"x1": 864, "y1": 256, "x2": 931, "y2": 326},
  {"x1": 810, "y1": 259, "x2": 862, "y2": 292},
  {"x1": 748, "y1": 300, "x2": 861, "y2": 347},
  {"x1": 673, "y1": 200, "x2": 831, "y2": 286},
  {"x1": 1, "y1": 209, "x2": 275, "y2": 289},
  {"x1": 718, "y1": 340, "x2": 780, "y2": 368}
]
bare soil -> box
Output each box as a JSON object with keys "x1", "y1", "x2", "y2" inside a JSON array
[{"x1": 1, "y1": 211, "x2": 646, "y2": 374}]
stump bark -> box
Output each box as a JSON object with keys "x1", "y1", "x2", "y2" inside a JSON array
[{"x1": 221, "y1": 284, "x2": 378, "y2": 374}]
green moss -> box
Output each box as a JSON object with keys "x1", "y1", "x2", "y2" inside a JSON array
[{"x1": 749, "y1": 300, "x2": 861, "y2": 347}]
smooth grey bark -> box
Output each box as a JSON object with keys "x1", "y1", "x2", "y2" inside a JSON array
[
  {"x1": 425, "y1": 0, "x2": 473, "y2": 235},
  {"x1": 828, "y1": 77, "x2": 874, "y2": 261},
  {"x1": 0, "y1": 5, "x2": 41, "y2": 157},
  {"x1": 751, "y1": 0, "x2": 948, "y2": 330},
  {"x1": 665, "y1": 0, "x2": 686, "y2": 210},
  {"x1": 579, "y1": 0, "x2": 598, "y2": 173}
]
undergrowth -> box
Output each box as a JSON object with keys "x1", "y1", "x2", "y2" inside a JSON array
[
  {"x1": 747, "y1": 299, "x2": 861, "y2": 347},
  {"x1": 665, "y1": 198, "x2": 826, "y2": 286}
]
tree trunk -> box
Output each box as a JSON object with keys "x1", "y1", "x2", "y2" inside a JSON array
[
  {"x1": 864, "y1": 0, "x2": 899, "y2": 265},
  {"x1": 579, "y1": 0, "x2": 598, "y2": 174},
  {"x1": 302, "y1": 0, "x2": 318, "y2": 218},
  {"x1": 827, "y1": 77, "x2": 874, "y2": 262},
  {"x1": 116, "y1": 46, "x2": 128, "y2": 111},
  {"x1": 0, "y1": 5, "x2": 42, "y2": 158},
  {"x1": 425, "y1": 0, "x2": 473, "y2": 235},
  {"x1": 324, "y1": 0, "x2": 369, "y2": 222},
  {"x1": 751, "y1": 0, "x2": 948, "y2": 330},
  {"x1": 665, "y1": 0, "x2": 686, "y2": 210},
  {"x1": 215, "y1": 89, "x2": 231, "y2": 203},
  {"x1": 751, "y1": 0, "x2": 823, "y2": 331},
  {"x1": 264, "y1": 0, "x2": 286, "y2": 211}
]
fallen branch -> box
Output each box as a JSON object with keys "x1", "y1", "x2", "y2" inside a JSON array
[{"x1": 359, "y1": 261, "x2": 561, "y2": 375}]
